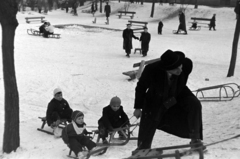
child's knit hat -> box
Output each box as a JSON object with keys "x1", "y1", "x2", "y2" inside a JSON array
[
  {"x1": 71, "y1": 110, "x2": 84, "y2": 122},
  {"x1": 110, "y1": 96, "x2": 121, "y2": 105},
  {"x1": 53, "y1": 88, "x2": 62, "y2": 96}
]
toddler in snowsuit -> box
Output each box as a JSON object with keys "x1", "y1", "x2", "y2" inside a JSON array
[
  {"x1": 98, "y1": 96, "x2": 130, "y2": 144},
  {"x1": 62, "y1": 110, "x2": 96, "y2": 158}
]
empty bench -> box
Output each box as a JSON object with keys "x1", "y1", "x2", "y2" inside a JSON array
[
  {"x1": 190, "y1": 17, "x2": 211, "y2": 28},
  {"x1": 25, "y1": 16, "x2": 45, "y2": 23},
  {"x1": 128, "y1": 20, "x2": 148, "y2": 32},
  {"x1": 118, "y1": 11, "x2": 136, "y2": 19}
]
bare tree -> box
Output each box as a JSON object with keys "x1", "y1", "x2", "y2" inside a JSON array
[
  {"x1": 227, "y1": 0, "x2": 240, "y2": 77},
  {"x1": 150, "y1": 0, "x2": 156, "y2": 17},
  {"x1": 0, "y1": 0, "x2": 20, "y2": 153}
]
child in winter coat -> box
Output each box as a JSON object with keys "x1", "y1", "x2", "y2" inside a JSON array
[
  {"x1": 98, "y1": 96, "x2": 130, "y2": 144},
  {"x1": 62, "y1": 110, "x2": 96, "y2": 158}
]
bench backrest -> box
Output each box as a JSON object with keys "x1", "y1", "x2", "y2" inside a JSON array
[
  {"x1": 191, "y1": 17, "x2": 211, "y2": 21},
  {"x1": 25, "y1": 17, "x2": 45, "y2": 19},
  {"x1": 118, "y1": 11, "x2": 136, "y2": 14},
  {"x1": 128, "y1": 20, "x2": 148, "y2": 24}
]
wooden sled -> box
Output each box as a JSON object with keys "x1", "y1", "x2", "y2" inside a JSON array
[
  {"x1": 192, "y1": 83, "x2": 240, "y2": 102},
  {"x1": 68, "y1": 146, "x2": 108, "y2": 159},
  {"x1": 123, "y1": 61, "x2": 145, "y2": 81},
  {"x1": 189, "y1": 26, "x2": 201, "y2": 31},
  {"x1": 125, "y1": 142, "x2": 206, "y2": 159},
  {"x1": 37, "y1": 117, "x2": 67, "y2": 135},
  {"x1": 27, "y1": 29, "x2": 61, "y2": 39},
  {"x1": 172, "y1": 30, "x2": 187, "y2": 35}
]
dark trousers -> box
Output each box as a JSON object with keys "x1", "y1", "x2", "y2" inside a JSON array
[
  {"x1": 50, "y1": 108, "x2": 73, "y2": 125},
  {"x1": 98, "y1": 119, "x2": 126, "y2": 140},
  {"x1": 125, "y1": 49, "x2": 131, "y2": 55},
  {"x1": 137, "y1": 96, "x2": 202, "y2": 150},
  {"x1": 69, "y1": 136, "x2": 96, "y2": 156}
]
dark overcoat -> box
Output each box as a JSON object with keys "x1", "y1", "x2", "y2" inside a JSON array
[
  {"x1": 122, "y1": 28, "x2": 138, "y2": 51},
  {"x1": 140, "y1": 32, "x2": 151, "y2": 51},
  {"x1": 98, "y1": 105, "x2": 129, "y2": 130},
  {"x1": 134, "y1": 58, "x2": 203, "y2": 139},
  {"x1": 210, "y1": 16, "x2": 216, "y2": 27},
  {"x1": 46, "y1": 98, "x2": 72, "y2": 126},
  {"x1": 178, "y1": 12, "x2": 186, "y2": 31},
  {"x1": 104, "y1": 4, "x2": 111, "y2": 17}
]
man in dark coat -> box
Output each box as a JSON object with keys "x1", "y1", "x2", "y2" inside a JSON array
[
  {"x1": 176, "y1": 11, "x2": 187, "y2": 34},
  {"x1": 98, "y1": 96, "x2": 130, "y2": 143},
  {"x1": 209, "y1": 14, "x2": 216, "y2": 31},
  {"x1": 104, "y1": 1, "x2": 111, "y2": 24},
  {"x1": 158, "y1": 20, "x2": 163, "y2": 34},
  {"x1": 140, "y1": 27, "x2": 151, "y2": 57},
  {"x1": 133, "y1": 50, "x2": 203, "y2": 150},
  {"x1": 46, "y1": 88, "x2": 73, "y2": 127},
  {"x1": 122, "y1": 24, "x2": 139, "y2": 57}
]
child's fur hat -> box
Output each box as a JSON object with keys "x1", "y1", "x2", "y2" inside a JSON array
[
  {"x1": 71, "y1": 110, "x2": 84, "y2": 122},
  {"x1": 110, "y1": 96, "x2": 121, "y2": 105}
]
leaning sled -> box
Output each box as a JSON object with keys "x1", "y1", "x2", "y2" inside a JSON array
[{"x1": 27, "y1": 29, "x2": 61, "y2": 39}]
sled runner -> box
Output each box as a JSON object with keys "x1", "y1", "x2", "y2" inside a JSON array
[
  {"x1": 93, "y1": 123, "x2": 139, "y2": 147},
  {"x1": 172, "y1": 30, "x2": 187, "y2": 35},
  {"x1": 125, "y1": 143, "x2": 207, "y2": 159},
  {"x1": 68, "y1": 146, "x2": 108, "y2": 159},
  {"x1": 192, "y1": 82, "x2": 240, "y2": 101},
  {"x1": 37, "y1": 117, "x2": 67, "y2": 136},
  {"x1": 27, "y1": 29, "x2": 61, "y2": 39},
  {"x1": 189, "y1": 26, "x2": 201, "y2": 31}
]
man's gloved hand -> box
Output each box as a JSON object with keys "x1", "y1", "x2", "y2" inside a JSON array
[{"x1": 133, "y1": 109, "x2": 142, "y2": 119}]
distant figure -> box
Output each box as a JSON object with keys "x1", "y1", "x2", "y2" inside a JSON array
[
  {"x1": 176, "y1": 10, "x2": 187, "y2": 34},
  {"x1": 158, "y1": 20, "x2": 163, "y2": 34},
  {"x1": 104, "y1": 2, "x2": 111, "y2": 24},
  {"x1": 65, "y1": 0, "x2": 69, "y2": 13},
  {"x1": 43, "y1": 22, "x2": 54, "y2": 38},
  {"x1": 122, "y1": 24, "x2": 139, "y2": 58},
  {"x1": 140, "y1": 27, "x2": 151, "y2": 57},
  {"x1": 190, "y1": 20, "x2": 198, "y2": 30},
  {"x1": 209, "y1": 14, "x2": 216, "y2": 31},
  {"x1": 39, "y1": 22, "x2": 48, "y2": 33},
  {"x1": 91, "y1": 2, "x2": 95, "y2": 15}
]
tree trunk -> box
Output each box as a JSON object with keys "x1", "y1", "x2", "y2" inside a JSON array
[
  {"x1": 0, "y1": 0, "x2": 20, "y2": 153},
  {"x1": 100, "y1": 0, "x2": 102, "y2": 13},
  {"x1": 227, "y1": 16, "x2": 240, "y2": 77},
  {"x1": 194, "y1": 0, "x2": 198, "y2": 9},
  {"x1": 150, "y1": 0, "x2": 155, "y2": 17}
]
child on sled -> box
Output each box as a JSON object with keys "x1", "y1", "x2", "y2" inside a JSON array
[
  {"x1": 98, "y1": 96, "x2": 130, "y2": 144},
  {"x1": 62, "y1": 110, "x2": 97, "y2": 159}
]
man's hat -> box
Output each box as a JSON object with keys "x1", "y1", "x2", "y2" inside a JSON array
[{"x1": 159, "y1": 49, "x2": 185, "y2": 70}]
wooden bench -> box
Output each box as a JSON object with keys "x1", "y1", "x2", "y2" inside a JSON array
[
  {"x1": 118, "y1": 11, "x2": 136, "y2": 19},
  {"x1": 25, "y1": 16, "x2": 45, "y2": 23},
  {"x1": 128, "y1": 20, "x2": 148, "y2": 33},
  {"x1": 190, "y1": 17, "x2": 211, "y2": 28},
  {"x1": 123, "y1": 58, "x2": 160, "y2": 80}
]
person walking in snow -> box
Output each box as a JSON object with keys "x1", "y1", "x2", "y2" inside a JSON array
[
  {"x1": 133, "y1": 49, "x2": 204, "y2": 150},
  {"x1": 209, "y1": 14, "x2": 216, "y2": 31},
  {"x1": 46, "y1": 88, "x2": 73, "y2": 129},
  {"x1": 122, "y1": 24, "x2": 139, "y2": 57},
  {"x1": 158, "y1": 20, "x2": 163, "y2": 34},
  {"x1": 98, "y1": 96, "x2": 130, "y2": 144},
  {"x1": 62, "y1": 110, "x2": 97, "y2": 159},
  {"x1": 139, "y1": 27, "x2": 151, "y2": 57},
  {"x1": 176, "y1": 10, "x2": 187, "y2": 34},
  {"x1": 104, "y1": 1, "x2": 111, "y2": 24}
]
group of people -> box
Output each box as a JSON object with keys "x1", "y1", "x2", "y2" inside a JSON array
[
  {"x1": 46, "y1": 48, "x2": 205, "y2": 159},
  {"x1": 39, "y1": 21, "x2": 54, "y2": 38},
  {"x1": 122, "y1": 24, "x2": 151, "y2": 57},
  {"x1": 46, "y1": 88, "x2": 130, "y2": 158}
]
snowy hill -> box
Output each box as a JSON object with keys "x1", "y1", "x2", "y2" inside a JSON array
[{"x1": 0, "y1": 1, "x2": 240, "y2": 159}]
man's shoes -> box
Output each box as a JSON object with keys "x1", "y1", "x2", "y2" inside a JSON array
[
  {"x1": 190, "y1": 139, "x2": 206, "y2": 151},
  {"x1": 78, "y1": 151, "x2": 88, "y2": 159},
  {"x1": 126, "y1": 54, "x2": 130, "y2": 58},
  {"x1": 102, "y1": 139, "x2": 109, "y2": 144},
  {"x1": 142, "y1": 54, "x2": 147, "y2": 57}
]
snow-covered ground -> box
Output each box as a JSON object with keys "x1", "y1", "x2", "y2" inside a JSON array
[{"x1": 0, "y1": 1, "x2": 240, "y2": 159}]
